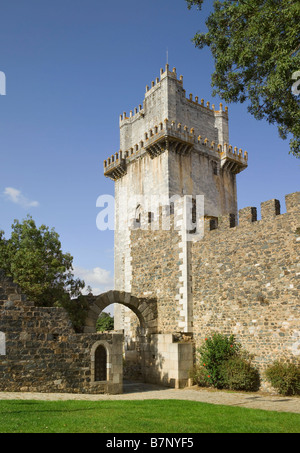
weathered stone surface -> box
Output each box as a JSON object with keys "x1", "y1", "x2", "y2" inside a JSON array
[
  {"x1": 112, "y1": 66, "x2": 245, "y2": 334},
  {"x1": 191, "y1": 196, "x2": 300, "y2": 386},
  {"x1": 0, "y1": 279, "x2": 123, "y2": 394},
  {"x1": 105, "y1": 61, "x2": 300, "y2": 391},
  {"x1": 127, "y1": 192, "x2": 300, "y2": 390}
]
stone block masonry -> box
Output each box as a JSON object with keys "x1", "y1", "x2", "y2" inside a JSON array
[
  {"x1": 129, "y1": 192, "x2": 300, "y2": 390},
  {"x1": 143, "y1": 334, "x2": 194, "y2": 389},
  {"x1": 193, "y1": 192, "x2": 300, "y2": 386},
  {"x1": 0, "y1": 274, "x2": 123, "y2": 394},
  {"x1": 109, "y1": 65, "x2": 247, "y2": 337},
  {"x1": 102, "y1": 64, "x2": 300, "y2": 390},
  {"x1": 130, "y1": 221, "x2": 181, "y2": 334}
]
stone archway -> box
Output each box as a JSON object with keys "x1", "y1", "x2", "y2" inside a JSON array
[{"x1": 83, "y1": 290, "x2": 158, "y2": 335}]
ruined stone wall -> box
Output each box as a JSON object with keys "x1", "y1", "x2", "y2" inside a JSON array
[{"x1": 0, "y1": 275, "x2": 123, "y2": 394}]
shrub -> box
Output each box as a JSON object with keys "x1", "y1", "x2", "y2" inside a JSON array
[
  {"x1": 189, "y1": 365, "x2": 210, "y2": 387},
  {"x1": 219, "y1": 356, "x2": 260, "y2": 392},
  {"x1": 265, "y1": 361, "x2": 300, "y2": 396},
  {"x1": 197, "y1": 333, "x2": 242, "y2": 388},
  {"x1": 191, "y1": 333, "x2": 261, "y2": 392}
]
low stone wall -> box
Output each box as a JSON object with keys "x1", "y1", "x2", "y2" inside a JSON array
[{"x1": 0, "y1": 275, "x2": 123, "y2": 394}]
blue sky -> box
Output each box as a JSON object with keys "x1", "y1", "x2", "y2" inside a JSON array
[{"x1": 0, "y1": 0, "x2": 299, "y2": 296}]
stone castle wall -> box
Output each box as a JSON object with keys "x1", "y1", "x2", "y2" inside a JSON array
[
  {"x1": 129, "y1": 192, "x2": 300, "y2": 387},
  {"x1": 130, "y1": 220, "x2": 181, "y2": 333},
  {"x1": 192, "y1": 193, "x2": 300, "y2": 373},
  {"x1": 0, "y1": 274, "x2": 123, "y2": 394}
]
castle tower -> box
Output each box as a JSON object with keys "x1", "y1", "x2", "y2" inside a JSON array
[{"x1": 103, "y1": 64, "x2": 248, "y2": 335}]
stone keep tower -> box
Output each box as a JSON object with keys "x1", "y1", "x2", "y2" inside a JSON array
[{"x1": 103, "y1": 64, "x2": 248, "y2": 335}]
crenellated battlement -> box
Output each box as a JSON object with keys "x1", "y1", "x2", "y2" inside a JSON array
[
  {"x1": 119, "y1": 64, "x2": 228, "y2": 127},
  {"x1": 104, "y1": 65, "x2": 244, "y2": 184},
  {"x1": 117, "y1": 65, "x2": 230, "y2": 155},
  {"x1": 204, "y1": 191, "x2": 300, "y2": 234},
  {"x1": 104, "y1": 118, "x2": 247, "y2": 180},
  {"x1": 125, "y1": 192, "x2": 299, "y2": 239}
]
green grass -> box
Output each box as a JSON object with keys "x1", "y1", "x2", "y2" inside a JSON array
[{"x1": 0, "y1": 399, "x2": 299, "y2": 433}]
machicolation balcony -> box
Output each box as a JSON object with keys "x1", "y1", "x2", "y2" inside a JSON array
[
  {"x1": 103, "y1": 152, "x2": 127, "y2": 181},
  {"x1": 219, "y1": 144, "x2": 248, "y2": 174},
  {"x1": 103, "y1": 120, "x2": 248, "y2": 179},
  {"x1": 145, "y1": 120, "x2": 195, "y2": 158}
]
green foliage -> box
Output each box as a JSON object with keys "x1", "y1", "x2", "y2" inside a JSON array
[
  {"x1": 96, "y1": 312, "x2": 114, "y2": 332},
  {"x1": 265, "y1": 361, "x2": 300, "y2": 396},
  {"x1": 219, "y1": 356, "x2": 260, "y2": 392},
  {"x1": 55, "y1": 294, "x2": 89, "y2": 333},
  {"x1": 0, "y1": 216, "x2": 86, "y2": 330},
  {"x1": 189, "y1": 364, "x2": 210, "y2": 388},
  {"x1": 193, "y1": 333, "x2": 260, "y2": 391},
  {"x1": 197, "y1": 333, "x2": 242, "y2": 388},
  {"x1": 0, "y1": 231, "x2": 9, "y2": 271},
  {"x1": 186, "y1": 0, "x2": 300, "y2": 157}
]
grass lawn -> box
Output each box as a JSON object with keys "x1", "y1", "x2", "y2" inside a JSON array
[{"x1": 0, "y1": 399, "x2": 299, "y2": 433}]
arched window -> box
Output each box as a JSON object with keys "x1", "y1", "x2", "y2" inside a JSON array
[
  {"x1": 0, "y1": 332, "x2": 6, "y2": 356},
  {"x1": 94, "y1": 345, "x2": 107, "y2": 381}
]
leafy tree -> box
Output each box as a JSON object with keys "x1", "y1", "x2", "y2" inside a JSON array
[
  {"x1": 0, "y1": 216, "x2": 85, "y2": 307},
  {"x1": 186, "y1": 0, "x2": 300, "y2": 157},
  {"x1": 0, "y1": 230, "x2": 9, "y2": 269},
  {"x1": 96, "y1": 312, "x2": 114, "y2": 332}
]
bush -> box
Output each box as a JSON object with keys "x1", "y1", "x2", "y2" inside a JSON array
[
  {"x1": 265, "y1": 361, "x2": 300, "y2": 396},
  {"x1": 189, "y1": 365, "x2": 210, "y2": 388},
  {"x1": 219, "y1": 356, "x2": 260, "y2": 392},
  {"x1": 197, "y1": 333, "x2": 242, "y2": 389},
  {"x1": 191, "y1": 333, "x2": 261, "y2": 392}
]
